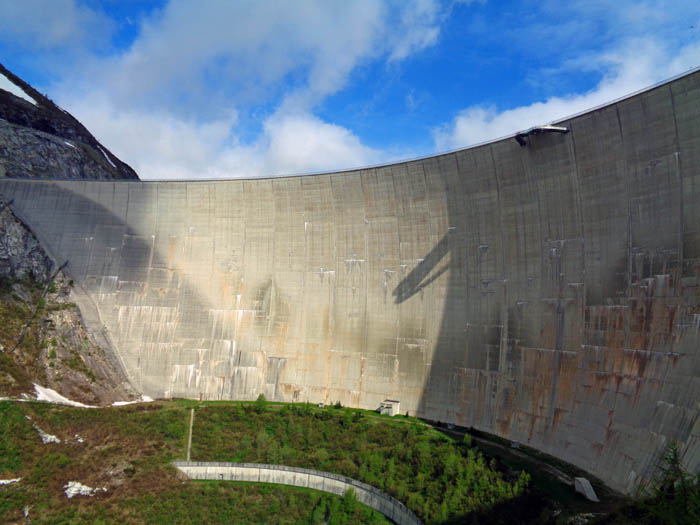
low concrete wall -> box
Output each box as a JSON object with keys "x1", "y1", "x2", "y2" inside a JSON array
[{"x1": 173, "y1": 461, "x2": 422, "y2": 525}]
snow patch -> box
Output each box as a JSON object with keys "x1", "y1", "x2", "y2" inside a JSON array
[
  {"x1": 112, "y1": 394, "x2": 154, "y2": 406},
  {"x1": 33, "y1": 384, "x2": 94, "y2": 408},
  {"x1": 74, "y1": 434, "x2": 85, "y2": 443},
  {"x1": 34, "y1": 426, "x2": 60, "y2": 444},
  {"x1": 64, "y1": 141, "x2": 76, "y2": 148},
  {"x1": 97, "y1": 146, "x2": 117, "y2": 168},
  {"x1": 0, "y1": 72, "x2": 37, "y2": 105},
  {"x1": 0, "y1": 478, "x2": 21, "y2": 485},
  {"x1": 64, "y1": 481, "x2": 107, "y2": 498}
]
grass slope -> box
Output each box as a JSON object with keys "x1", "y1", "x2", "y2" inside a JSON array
[
  {"x1": 4, "y1": 398, "x2": 693, "y2": 524},
  {"x1": 190, "y1": 401, "x2": 529, "y2": 523},
  {"x1": 0, "y1": 400, "x2": 388, "y2": 524}
]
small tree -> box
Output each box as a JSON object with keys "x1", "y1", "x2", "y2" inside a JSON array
[
  {"x1": 341, "y1": 488, "x2": 357, "y2": 514},
  {"x1": 649, "y1": 441, "x2": 699, "y2": 521},
  {"x1": 254, "y1": 393, "x2": 267, "y2": 413},
  {"x1": 463, "y1": 433, "x2": 472, "y2": 447}
]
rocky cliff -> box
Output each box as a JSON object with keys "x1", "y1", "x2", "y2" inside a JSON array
[
  {"x1": 0, "y1": 196, "x2": 53, "y2": 282},
  {"x1": 0, "y1": 196, "x2": 138, "y2": 404},
  {"x1": 0, "y1": 65, "x2": 139, "y2": 404},
  {"x1": 0, "y1": 62, "x2": 138, "y2": 180}
]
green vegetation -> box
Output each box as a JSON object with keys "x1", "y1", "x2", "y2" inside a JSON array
[
  {"x1": 0, "y1": 398, "x2": 530, "y2": 524},
  {"x1": 255, "y1": 392, "x2": 267, "y2": 413},
  {"x1": 0, "y1": 401, "x2": 32, "y2": 472},
  {"x1": 62, "y1": 347, "x2": 97, "y2": 382},
  {"x1": 0, "y1": 400, "x2": 389, "y2": 524},
  {"x1": 124, "y1": 483, "x2": 386, "y2": 524},
  {"x1": 0, "y1": 276, "x2": 105, "y2": 400},
  {"x1": 7, "y1": 396, "x2": 689, "y2": 523},
  {"x1": 191, "y1": 402, "x2": 529, "y2": 523},
  {"x1": 0, "y1": 279, "x2": 47, "y2": 393}
]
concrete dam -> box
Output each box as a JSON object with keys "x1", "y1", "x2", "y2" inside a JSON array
[{"x1": 2, "y1": 70, "x2": 699, "y2": 494}]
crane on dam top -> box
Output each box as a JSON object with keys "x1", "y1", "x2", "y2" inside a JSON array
[{"x1": 515, "y1": 125, "x2": 569, "y2": 146}]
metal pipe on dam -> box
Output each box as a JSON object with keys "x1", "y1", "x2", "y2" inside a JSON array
[{"x1": 2, "y1": 71, "x2": 699, "y2": 493}]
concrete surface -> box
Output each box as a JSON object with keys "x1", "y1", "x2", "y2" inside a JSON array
[
  {"x1": 1, "y1": 70, "x2": 699, "y2": 494},
  {"x1": 574, "y1": 477, "x2": 600, "y2": 502},
  {"x1": 173, "y1": 461, "x2": 422, "y2": 525}
]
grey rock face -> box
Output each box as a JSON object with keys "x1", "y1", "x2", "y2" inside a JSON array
[
  {"x1": 0, "y1": 119, "x2": 127, "y2": 180},
  {"x1": 0, "y1": 197, "x2": 53, "y2": 282},
  {"x1": 0, "y1": 62, "x2": 139, "y2": 180}
]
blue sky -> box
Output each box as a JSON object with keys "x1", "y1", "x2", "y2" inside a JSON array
[{"x1": 1, "y1": 0, "x2": 699, "y2": 179}]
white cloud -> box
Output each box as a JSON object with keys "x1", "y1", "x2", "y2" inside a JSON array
[
  {"x1": 263, "y1": 112, "x2": 382, "y2": 175},
  {"x1": 388, "y1": 0, "x2": 441, "y2": 61},
  {"x1": 435, "y1": 38, "x2": 700, "y2": 150},
  {"x1": 73, "y1": 94, "x2": 380, "y2": 179},
  {"x1": 61, "y1": 1, "x2": 443, "y2": 118},
  {"x1": 50, "y1": 0, "x2": 443, "y2": 179},
  {"x1": 0, "y1": 0, "x2": 113, "y2": 51}
]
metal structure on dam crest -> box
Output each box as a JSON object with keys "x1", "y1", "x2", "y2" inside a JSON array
[{"x1": 2, "y1": 70, "x2": 700, "y2": 494}]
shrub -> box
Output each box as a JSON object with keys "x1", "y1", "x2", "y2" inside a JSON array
[
  {"x1": 463, "y1": 433, "x2": 472, "y2": 447},
  {"x1": 341, "y1": 488, "x2": 357, "y2": 513},
  {"x1": 254, "y1": 393, "x2": 266, "y2": 413}
]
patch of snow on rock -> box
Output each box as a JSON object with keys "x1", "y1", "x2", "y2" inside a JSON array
[
  {"x1": 34, "y1": 426, "x2": 60, "y2": 444},
  {"x1": 64, "y1": 481, "x2": 107, "y2": 498},
  {"x1": 33, "y1": 384, "x2": 94, "y2": 408},
  {"x1": 0, "y1": 478, "x2": 21, "y2": 485},
  {"x1": 112, "y1": 394, "x2": 154, "y2": 406},
  {"x1": 97, "y1": 146, "x2": 117, "y2": 168},
  {"x1": 64, "y1": 141, "x2": 75, "y2": 148},
  {"x1": 0, "y1": 72, "x2": 37, "y2": 105}
]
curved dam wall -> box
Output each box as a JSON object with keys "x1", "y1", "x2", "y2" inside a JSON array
[
  {"x1": 1, "y1": 71, "x2": 699, "y2": 493},
  {"x1": 173, "y1": 462, "x2": 422, "y2": 525}
]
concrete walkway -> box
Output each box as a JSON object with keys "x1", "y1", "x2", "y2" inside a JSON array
[{"x1": 173, "y1": 461, "x2": 422, "y2": 525}]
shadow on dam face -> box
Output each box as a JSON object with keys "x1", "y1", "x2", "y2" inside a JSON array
[
  {"x1": 392, "y1": 69, "x2": 700, "y2": 493},
  {"x1": 0, "y1": 181, "x2": 270, "y2": 400},
  {"x1": 393, "y1": 234, "x2": 450, "y2": 304},
  {"x1": 1, "y1": 69, "x2": 700, "y2": 494}
]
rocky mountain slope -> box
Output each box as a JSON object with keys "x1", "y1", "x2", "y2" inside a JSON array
[
  {"x1": 0, "y1": 65, "x2": 140, "y2": 405},
  {"x1": 0, "y1": 196, "x2": 138, "y2": 404},
  {"x1": 0, "y1": 62, "x2": 138, "y2": 180}
]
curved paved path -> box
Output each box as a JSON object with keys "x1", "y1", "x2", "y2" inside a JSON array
[{"x1": 173, "y1": 461, "x2": 422, "y2": 525}]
